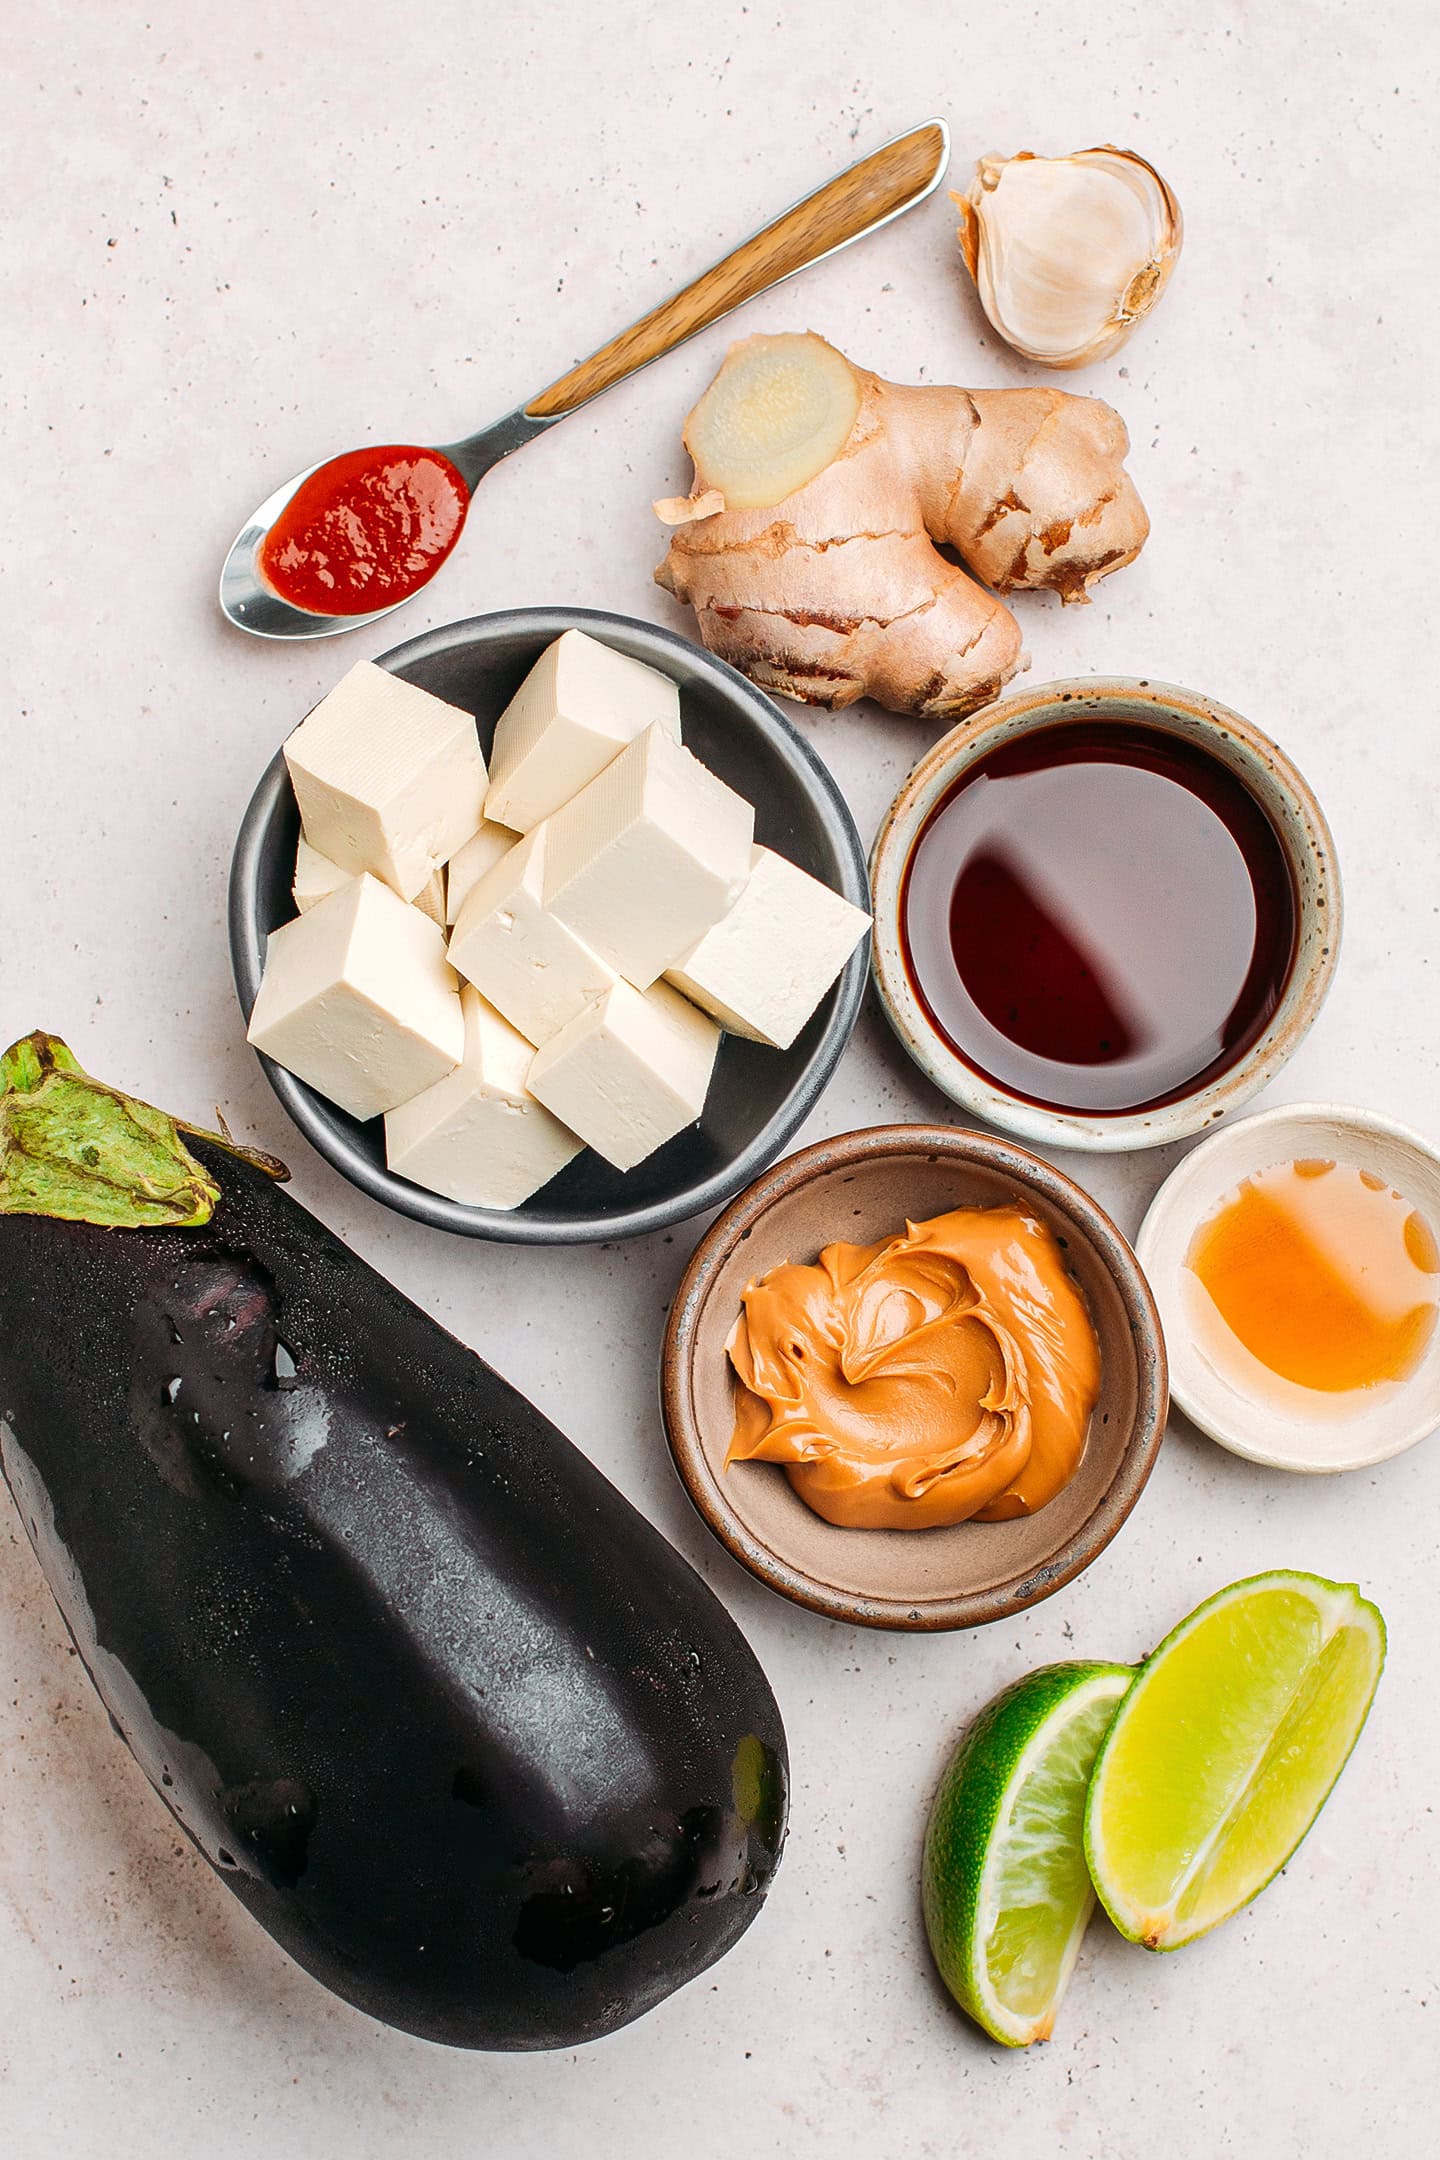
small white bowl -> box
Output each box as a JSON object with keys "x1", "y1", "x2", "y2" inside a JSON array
[{"x1": 1136, "y1": 1102, "x2": 1440, "y2": 1472}]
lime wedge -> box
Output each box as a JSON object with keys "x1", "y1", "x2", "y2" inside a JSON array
[
  {"x1": 1084, "y1": 1570, "x2": 1385, "y2": 1952},
  {"x1": 923, "y1": 1661, "x2": 1133, "y2": 2046}
]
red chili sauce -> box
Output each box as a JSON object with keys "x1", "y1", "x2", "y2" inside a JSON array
[{"x1": 259, "y1": 445, "x2": 468, "y2": 615}]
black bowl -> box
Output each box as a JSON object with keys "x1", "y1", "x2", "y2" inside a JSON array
[{"x1": 229, "y1": 607, "x2": 870, "y2": 1243}]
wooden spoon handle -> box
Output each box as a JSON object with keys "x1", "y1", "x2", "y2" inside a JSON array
[{"x1": 524, "y1": 121, "x2": 949, "y2": 422}]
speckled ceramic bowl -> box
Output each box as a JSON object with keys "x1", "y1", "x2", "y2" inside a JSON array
[
  {"x1": 660, "y1": 1124, "x2": 1168, "y2": 1631},
  {"x1": 869, "y1": 678, "x2": 1341, "y2": 1153}
]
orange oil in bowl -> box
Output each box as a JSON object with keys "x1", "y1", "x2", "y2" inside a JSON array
[{"x1": 1184, "y1": 1159, "x2": 1440, "y2": 1398}]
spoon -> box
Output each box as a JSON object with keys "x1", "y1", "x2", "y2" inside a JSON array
[{"x1": 219, "y1": 121, "x2": 950, "y2": 640}]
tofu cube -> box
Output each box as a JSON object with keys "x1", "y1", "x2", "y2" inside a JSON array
[
  {"x1": 413, "y1": 866, "x2": 447, "y2": 928},
  {"x1": 283, "y1": 661, "x2": 488, "y2": 902},
  {"x1": 485, "y1": 629, "x2": 681, "y2": 832},
  {"x1": 542, "y1": 723, "x2": 754, "y2": 989},
  {"x1": 666, "y1": 846, "x2": 872, "y2": 1048},
  {"x1": 384, "y1": 985, "x2": 583, "y2": 1209},
  {"x1": 527, "y1": 979, "x2": 720, "y2": 1172},
  {"x1": 444, "y1": 818, "x2": 519, "y2": 924},
  {"x1": 246, "y1": 873, "x2": 464, "y2": 1121},
  {"x1": 293, "y1": 834, "x2": 352, "y2": 914},
  {"x1": 448, "y1": 823, "x2": 616, "y2": 1046}
]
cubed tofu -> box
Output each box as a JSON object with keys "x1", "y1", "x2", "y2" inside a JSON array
[
  {"x1": 444, "y1": 818, "x2": 519, "y2": 924},
  {"x1": 246, "y1": 873, "x2": 464, "y2": 1121},
  {"x1": 293, "y1": 834, "x2": 352, "y2": 914},
  {"x1": 666, "y1": 846, "x2": 871, "y2": 1048},
  {"x1": 485, "y1": 629, "x2": 681, "y2": 832},
  {"x1": 542, "y1": 722, "x2": 754, "y2": 989},
  {"x1": 448, "y1": 824, "x2": 617, "y2": 1046},
  {"x1": 384, "y1": 985, "x2": 583, "y2": 1208},
  {"x1": 413, "y1": 866, "x2": 447, "y2": 927},
  {"x1": 527, "y1": 978, "x2": 720, "y2": 1172},
  {"x1": 283, "y1": 660, "x2": 488, "y2": 902}
]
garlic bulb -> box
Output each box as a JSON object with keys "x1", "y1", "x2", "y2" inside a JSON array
[{"x1": 956, "y1": 148, "x2": 1182, "y2": 369}]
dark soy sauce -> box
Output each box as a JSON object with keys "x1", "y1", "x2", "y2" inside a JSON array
[{"x1": 900, "y1": 721, "x2": 1298, "y2": 1116}]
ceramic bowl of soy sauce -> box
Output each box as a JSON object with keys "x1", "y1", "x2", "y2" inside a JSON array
[{"x1": 869, "y1": 677, "x2": 1342, "y2": 1154}]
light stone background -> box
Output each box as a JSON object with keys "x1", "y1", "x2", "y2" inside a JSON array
[{"x1": 2, "y1": 2, "x2": 1436, "y2": 2153}]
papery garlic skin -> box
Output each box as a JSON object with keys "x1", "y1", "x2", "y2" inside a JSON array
[{"x1": 956, "y1": 148, "x2": 1182, "y2": 369}]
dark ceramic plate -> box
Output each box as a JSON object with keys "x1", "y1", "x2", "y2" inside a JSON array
[{"x1": 229, "y1": 607, "x2": 870, "y2": 1243}]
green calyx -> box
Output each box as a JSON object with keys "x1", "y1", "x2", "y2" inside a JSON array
[{"x1": 0, "y1": 1031, "x2": 284, "y2": 1231}]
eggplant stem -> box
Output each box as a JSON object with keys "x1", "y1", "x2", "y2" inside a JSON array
[
  {"x1": 0, "y1": 1031, "x2": 287, "y2": 1230},
  {"x1": 177, "y1": 1119, "x2": 291, "y2": 1185}
]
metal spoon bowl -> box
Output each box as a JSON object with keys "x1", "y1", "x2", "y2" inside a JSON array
[{"x1": 219, "y1": 122, "x2": 949, "y2": 641}]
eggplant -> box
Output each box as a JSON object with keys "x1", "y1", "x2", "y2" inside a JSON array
[{"x1": 0, "y1": 1034, "x2": 786, "y2": 2049}]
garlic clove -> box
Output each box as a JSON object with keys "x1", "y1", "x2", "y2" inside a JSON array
[{"x1": 955, "y1": 147, "x2": 1182, "y2": 369}]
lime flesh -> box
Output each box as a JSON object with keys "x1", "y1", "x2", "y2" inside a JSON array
[
  {"x1": 923, "y1": 1661, "x2": 1133, "y2": 2046},
  {"x1": 1084, "y1": 1570, "x2": 1385, "y2": 1952}
]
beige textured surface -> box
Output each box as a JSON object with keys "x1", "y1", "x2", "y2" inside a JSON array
[{"x1": 2, "y1": 2, "x2": 1438, "y2": 2154}]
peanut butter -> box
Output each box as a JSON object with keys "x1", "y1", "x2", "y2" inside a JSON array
[{"x1": 725, "y1": 1205, "x2": 1101, "y2": 1530}]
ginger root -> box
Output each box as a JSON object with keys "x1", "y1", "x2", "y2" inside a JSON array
[{"x1": 654, "y1": 332, "x2": 1148, "y2": 719}]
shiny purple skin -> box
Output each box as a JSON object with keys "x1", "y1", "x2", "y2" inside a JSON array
[{"x1": 0, "y1": 1140, "x2": 786, "y2": 2050}]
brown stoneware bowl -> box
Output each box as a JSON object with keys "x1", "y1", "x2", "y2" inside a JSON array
[{"x1": 661, "y1": 1124, "x2": 1168, "y2": 1631}]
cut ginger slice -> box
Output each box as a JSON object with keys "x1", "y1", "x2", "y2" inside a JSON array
[{"x1": 659, "y1": 334, "x2": 862, "y2": 517}]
